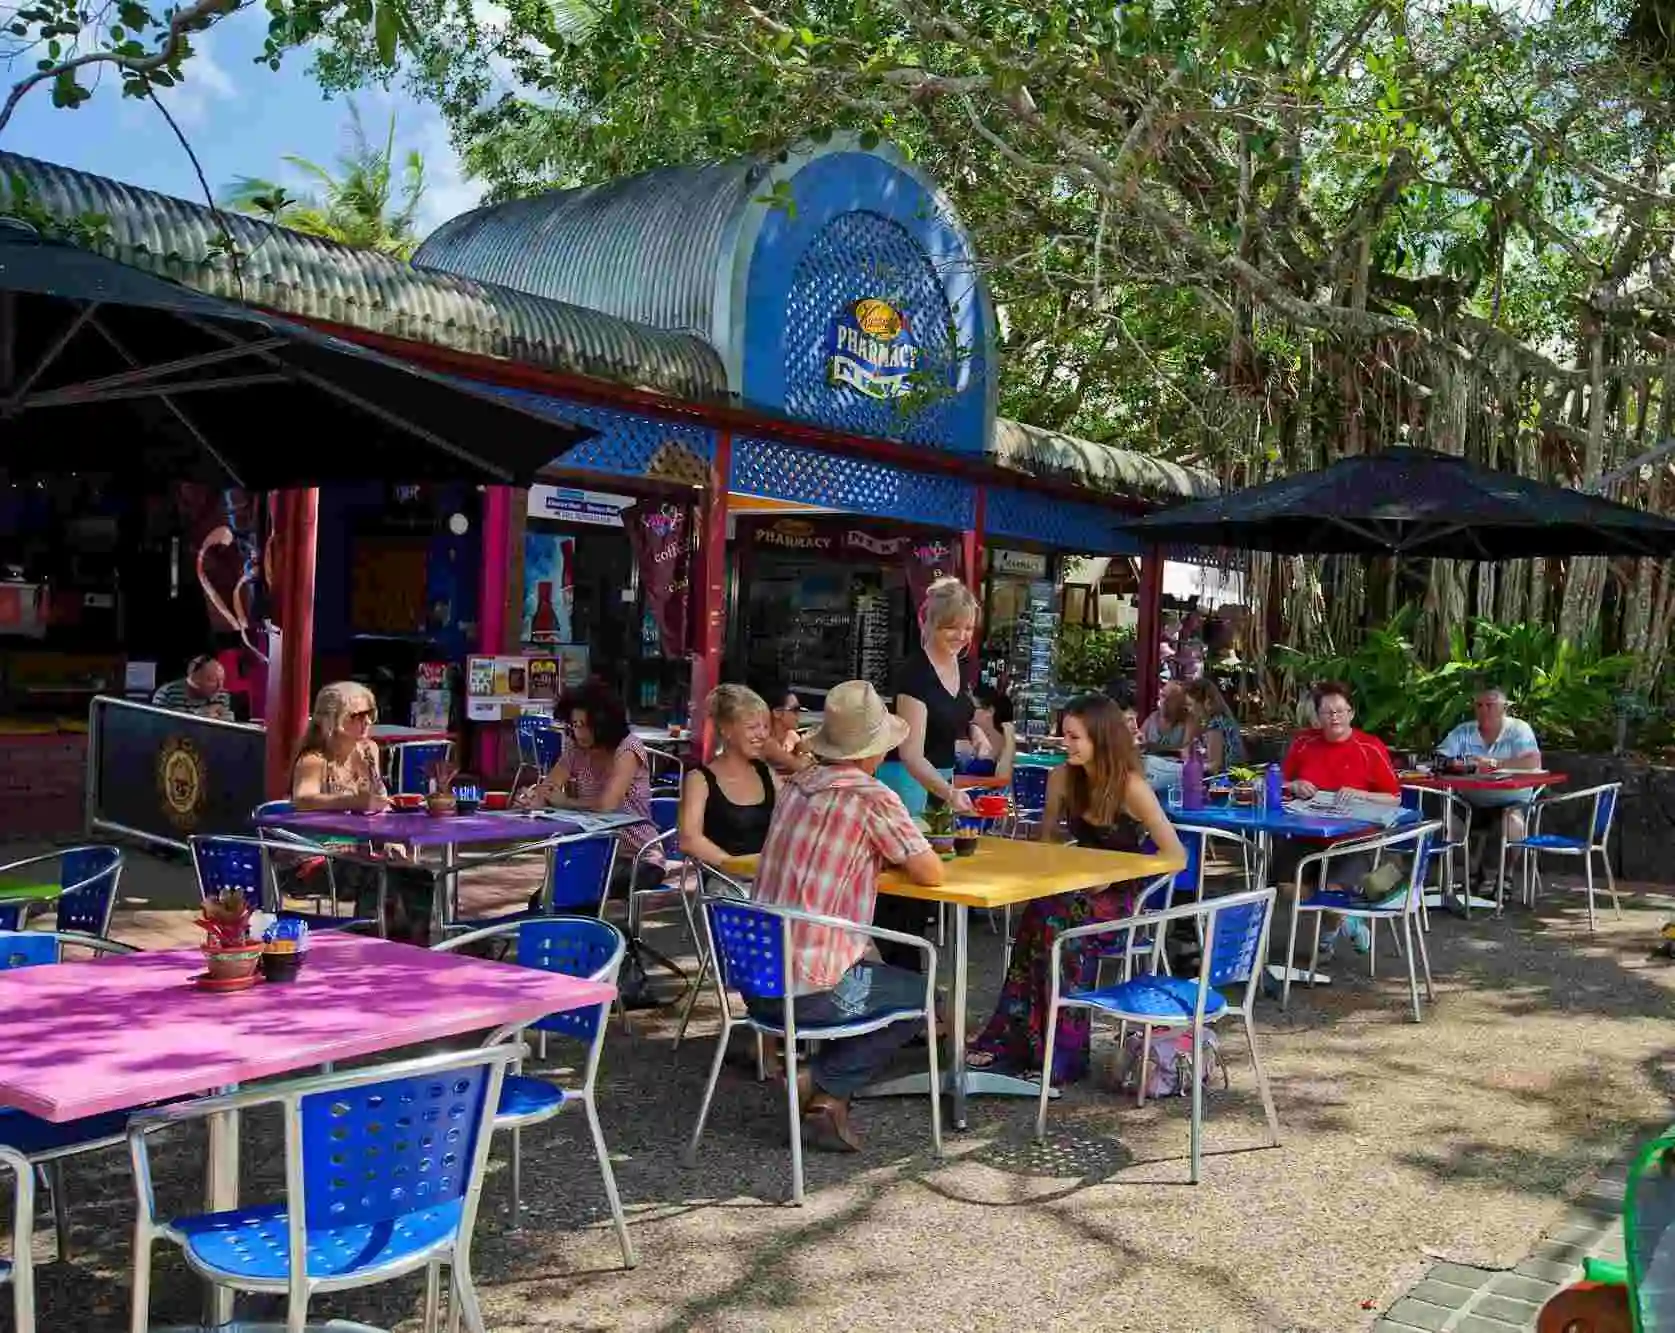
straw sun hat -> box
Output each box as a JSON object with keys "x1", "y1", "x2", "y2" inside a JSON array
[{"x1": 804, "y1": 680, "x2": 909, "y2": 762}]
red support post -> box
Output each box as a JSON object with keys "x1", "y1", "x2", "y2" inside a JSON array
[
  {"x1": 962, "y1": 487, "x2": 985, "y2": 687},
  {"x1": 476, "y1": 486, "x2": 516, "y2": 780},
  {"x1": 1135, "y1": 544, "x2": 1164, "y2": 720},
  {"x1": 263, "y1": 488, "x2": 319, "y2": 799},
  {"x1": 689, "y1": 431, "x2": 732, "y2": 762}
]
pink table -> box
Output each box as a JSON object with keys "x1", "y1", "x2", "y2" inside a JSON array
[
  {"x1": 0, "y1": 930, "x2": 612, "y2": 1326},
  {"x1": 0, "y1": 930, "x2": 613, "y2": 1122}
]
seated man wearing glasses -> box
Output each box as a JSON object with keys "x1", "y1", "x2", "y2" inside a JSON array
[
  {"x1": 1275, "y1": 679, "x2": 1403, "y2": 957},
  {"x1": 751, "y1": 679, "x2": 944, "y2": 1154},
  {"x1": 152, "y1": 654, "x2": 232, "y2": 720},
  {"x1": 1436, "y1": 685, "x2": 1542, "y2": 898}
]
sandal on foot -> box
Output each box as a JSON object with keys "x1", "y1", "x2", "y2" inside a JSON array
[{"x1": 802, "y1": 1103, "x2": 861, "y2": 1154}]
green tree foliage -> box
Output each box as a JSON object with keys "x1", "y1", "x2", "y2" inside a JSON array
[{"x1": 221, "y1": 103, "x2": 428, "y2": 256}]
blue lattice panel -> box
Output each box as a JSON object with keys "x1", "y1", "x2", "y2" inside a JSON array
[
  {"x1": 731, "y1": 435, "x2": 976, "y2": 528},
  {"x1": 467, "y1": 383, "x2": 717, "y2": 482},
  {"x1": 781, "y1": 211, "x2": 982, "y2": 451},
  {"x1": 986, "y1": 484, "x2": 1140, "y2": 555}
]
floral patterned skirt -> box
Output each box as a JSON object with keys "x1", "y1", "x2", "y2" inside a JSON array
[{"x1": 970, "y1": 883, "x2": 1137, "y2": 1084}]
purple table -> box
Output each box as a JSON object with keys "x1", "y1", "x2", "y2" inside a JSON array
[{"x1": 0, "y1": 931, "x2": 613, "y2": 1325}]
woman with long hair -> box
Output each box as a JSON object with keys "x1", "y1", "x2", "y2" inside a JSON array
[
  {"x1": 968, "y1": 692, "x2": 1184, "y2": 1084},
  {"x1": 290, "y1": 680, "x2": 431, "y2": 941},
  {"x1": 1182, "y1": 676, "x2": 1245, "y2": 771}
]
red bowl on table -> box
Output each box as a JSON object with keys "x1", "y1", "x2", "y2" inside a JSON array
[
  {"x1": 972, "y1": 795, "x2": 1009, "y2": 820},
  {"x1": 484, "y1": 791, "x2": 512, "y2": 811},
  {"x1": 390, "y1": 793, "x2": 424, "y2": 811}
]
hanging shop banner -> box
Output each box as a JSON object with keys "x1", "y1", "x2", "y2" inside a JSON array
[
  {"x1": 749, "y1": 518, "x2": 960, "y2": 573},
  {"x1": 991, "y1": 548, "x2": 1049, "y2": 579},
  {"x1": 522, "y1": 532, "x2": 575, "y2": 646},
  {"x1": 826, "y1": 298, "x2": 921, "y2": 401},
  {"x1": 624, "y1": 501, "x2": 695, "y2": 658},
  {"x1": 526, "y1": 484, "x2": 633, "y2": 528}
]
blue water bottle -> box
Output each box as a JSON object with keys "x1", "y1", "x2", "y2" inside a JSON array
[{"x1": 1264, "y1": 762, "x2": 1284, "y2": 809}]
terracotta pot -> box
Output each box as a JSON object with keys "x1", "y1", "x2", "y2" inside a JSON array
[
  {"x1": 425, "y1": 794, "x2": 458, "y2": 818},
  {"x1": 202, "y1": 943, "x2": 263, "y2": 982}
]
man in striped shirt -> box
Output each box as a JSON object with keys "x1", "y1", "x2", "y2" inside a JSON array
[{"x1": 151, "y1": 655, "x2": 232, "y2": 720}]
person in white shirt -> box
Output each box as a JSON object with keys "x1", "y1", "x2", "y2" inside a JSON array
[{"x1": 1435, "y1": 686, "x2": 1543, "y2": 893}]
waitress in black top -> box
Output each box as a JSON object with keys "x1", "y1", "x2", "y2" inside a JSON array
[
  {"x1": 678, "y1": 684, "x2": 778, "y2": 866},
  {"x1": 875, "y1": 577, "x2": 984, "y2": 969}
]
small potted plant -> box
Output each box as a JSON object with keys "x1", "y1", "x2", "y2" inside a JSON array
[
  {"x1": 925, "y1": 806, "x2": 957, "y2": 860},
  {"x1": 1228, "y1": 766, "x2": 1261, "y2": 807},
  {"x1": 425, "y1": 757, "x2": 461, "y2": 817},
  {"x1": 196, "y1": 888, "x2": 263, "y2": 982}
]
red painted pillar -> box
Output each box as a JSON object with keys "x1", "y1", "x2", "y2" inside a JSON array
[
  {"x1": 476, "y1": 486, "x2": 515, "y2": 780},
  {"x1": 689, "y1": 431, "x2": 732, "y2": 762},
  {"x1": 1135, "y1": 544, "x2": 1164, "y2": 719},
  {"x1": 962, "y1": 487, "x2": 986, "y2": 687},
  {"x1": 263, "y1": 488, "x2": 319, "y2": 799}
]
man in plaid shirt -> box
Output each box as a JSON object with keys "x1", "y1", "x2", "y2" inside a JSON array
[{"x1": 751, "y1": 679, "x2": 944, "y2": 1153}]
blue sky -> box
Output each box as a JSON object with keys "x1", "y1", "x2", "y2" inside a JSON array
[{"x1": 3, "y1": 5, "x2": 480, "y2": 237}]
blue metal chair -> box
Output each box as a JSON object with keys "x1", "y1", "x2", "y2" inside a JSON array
[
  {"x1": 0, "y1": 932, "x2": 140, "y2": 1267},
  {"x1": 645, "y1": 744, "x2": 684, "y2": 796},
  {"x1": 444, "y1": 832, "x2": 619, "y2": 937},
  {"x1": 511, "y1": 715, "x2": 562, "y2": 795},
  {"x1": 127, "y1": 1043, "x2": 519, "y2": 1333},
  {"x1": 1009, "y1": 764, "x2": 1052, "y2": 838},
  {"x1": 0, "y1": 845, "x2": 122, "y2": 935},
  {"x1": 1283, "y1": 821, "x2": 1442, "y2": 1022},
  {"x1": 1036, "y1": 888, "x2": 1280, "y2": 1184},
  {"x1": 433, "y1": 917, "x2": 635, "y2": 1266},
  {"x1": 1500, "y1": 782, "x2": 1623, "y2": 932},
  {"x1": 627, "y1": 795, "x2": 694, "y2": 945},
  {"x1": 683, "y1": 892, "x2": 941, "y2": 1205},
  {"x1": 1, "y1": 1143, "x2": 34, "y2": 1333},
  {"x1": 393, "y1": 739, "x2": 455, "y2": 796}
]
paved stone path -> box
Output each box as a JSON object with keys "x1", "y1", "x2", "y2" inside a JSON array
[{"x1": 1378, "y1": 1155, "x2": 1632, "y2": 1331}]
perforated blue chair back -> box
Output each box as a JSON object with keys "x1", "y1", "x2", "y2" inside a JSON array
[
  {"x1": 706, "y1": 898, "x2": 787, "y2": 1000},
  {"x1": 298, "y1": 1061, "x2": 494, "y2": 1231},
  {"x1": 0, "y1": 931, "x2": 58, "y2": 970},
  {"x1": 649, "y1": 796, "x2": 679, "y2": 837},
  {"x1": 397, "y1": 741, "x2": 454, "y2": 796},
  {"x1": 1206, "y1": 895, "x2": 1269, "y2": 988},
  {"x1": 517, "y1": 917, "x2": 621, "y2": 1040},
  {"x1": 515, "y1": 715, "x2": 562, "y2": 771},
  {"x1": 56, "y1": 846, "x2": 121, "y2": 936},
  {"x1": 1409, "y1": 828, "x2": 1435, "y2": 905},
  {"x1": 191, "y1": 837, "x2": 265, "y2": 911},
  {"x1": 1401, "y1": 786, "x2": 1422, "y2": 812},
  {"x1": 1175, "y1": 830, "x2": 1204, "y2": 894},
  {"x1": 1013, "y1": 764, "x2": 1050, "y2": 812},
  {"x1": 544, "y1": 835, "x2": 616, "y2": 914},
  {"x1": 1595, "y1": 786, "x2": 1619, "y2": 842}
]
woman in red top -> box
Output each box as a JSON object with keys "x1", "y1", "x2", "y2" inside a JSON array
[
  {"x1": 1275, "y1": 680, "x2": 1402, "y2": 956},
  {"x1": 1281, "y1": 680, "x2": 1402, "y2": 803}
]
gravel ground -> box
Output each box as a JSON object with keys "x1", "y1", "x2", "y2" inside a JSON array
[{"x1": 9, "y1": 846, "x2": 1675, "y2": 1333}]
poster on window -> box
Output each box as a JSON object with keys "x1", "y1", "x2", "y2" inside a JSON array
[{"x1": 522, "y1": 532, "x2": 575, "y2": 647}]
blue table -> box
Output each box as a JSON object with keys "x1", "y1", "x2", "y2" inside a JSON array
[{"x1": 1164, "y1": 799, "x2": 1418, "y2": 988}]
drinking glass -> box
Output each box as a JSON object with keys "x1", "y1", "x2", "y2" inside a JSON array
[{"x1": 1168, "y1": 783, "x2": 1183, "y2": 808}]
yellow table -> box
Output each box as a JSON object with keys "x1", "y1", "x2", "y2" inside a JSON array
[{"x1": 722, "y1": 836, "x2": 1181, "y2": 1127}]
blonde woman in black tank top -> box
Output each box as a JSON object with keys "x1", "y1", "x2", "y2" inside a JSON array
[{"x1": 679, "y1": 685, "x2": 778, "y2": 866}]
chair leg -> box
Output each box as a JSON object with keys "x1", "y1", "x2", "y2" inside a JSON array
[
  {"x1": 1035, "y1": 1002, "x2": 1060, "y2": 1140},
  {"x1": 1414, "y1": 913, "x2": 1435, "y2": 1001},
  {"x1": 1584, "y1": 851, "x2": 1598, "y2": 934},
  {"x1": 672, "y1": 953, "x2": 712, "y2": 1052},
  {"x1": 424, "y1": 1260, "x2": 442, "y2": 1333},
  {"x1": 784, "y1": 1029, "x2": 805, "y2": 1206},
  {"x1": 682, "y1": 1014, "x2": 733, "y2": 1168},
  {"x1": 287, "y1": 1287, "x2": 308, "y2": 1333},
  {"x1": 1368, "y1": 915, "x2": 1377, "y2": 979},
  {"x1": 1307, "y1": 915, "x2": 1323, "y2": 989},
  {"x1": 127, "y1": 1226, "x2": 151, "y2": 1333},
  {"x1": 1188, "y1": 1022, "x2": 1204, "y2": 1185},
  {"x1": 452, "y1": 1262, "x2": 487, "y2": 1333},
  {"x1": 1497, "y1": 837, "x2": 1510, "y2": 916},
  {"x1": 1385, "y1": 915, "x2": 1404, "y2": 958},
  {"x1": 1401, "y1": 915, "x2": 1422, "y2": 1023},
  {"x1": 1281, "y1": 901, "x2": 1300, "y2": 1012},
  {"x1": 1603, "y1": 849, "x2": 1623, "y2": 920},
  {"x1": 581, "y1": 1097, "x2": 638, "y2": 1268},
  {"x1": 508, "y1": 1125, "x2": 523, "y2": 1224},
  {"x1": 1242, "y1": 1012, "x2": 1280, "y2": 1148},
  {"x1": 48, "y1": 1161, "x2": 69, "y2": 1262},
  {"x1": 1135, "y1": 1023, "x2": 1152, "y2": 1107},
  {"x1": 923, "y1": 1007, "x2": 943, "y2": 1160}
]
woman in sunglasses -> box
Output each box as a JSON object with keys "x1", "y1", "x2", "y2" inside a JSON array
[{"x1": 761, "y1": 683, "x2": 814, "y2": 775}]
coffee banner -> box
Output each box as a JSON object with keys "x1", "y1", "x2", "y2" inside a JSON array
[{"x1": 625, "y1": 501, "x2": 695, "y2": 657}]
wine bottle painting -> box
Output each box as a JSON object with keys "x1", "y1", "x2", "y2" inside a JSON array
[{"x1": 522, "y1": 533, "x2": 575, "y2": 646}]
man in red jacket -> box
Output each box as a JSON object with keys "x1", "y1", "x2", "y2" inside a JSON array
[{"x1": 1276, "y1": 680, "x2": 1404, "y2": 956}]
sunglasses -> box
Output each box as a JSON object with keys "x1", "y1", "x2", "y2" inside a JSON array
[{"x1": 349, "y1": 708, "x2": 377, "y2": 723}]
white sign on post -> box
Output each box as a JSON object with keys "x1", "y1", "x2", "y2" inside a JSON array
[{"x1": 525, "y1": 485, "x2": 634, "y2": 527}]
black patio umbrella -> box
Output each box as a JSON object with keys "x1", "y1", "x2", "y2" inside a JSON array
[
  {"x1": 0, "y1": 224, "x2": 594, "y2": 488},
  {"x1": 1127, "y1": 446, "x2": 1675, "y2": 560}
]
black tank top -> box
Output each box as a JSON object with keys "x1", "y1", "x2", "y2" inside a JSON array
[{"x1": 698, "y1": 760, "x2": 777, "y2": 857}]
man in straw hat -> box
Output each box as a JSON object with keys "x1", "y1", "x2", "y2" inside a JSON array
[{"x1": 751, "y1": 679, "x2": 946, "y2": 1153}]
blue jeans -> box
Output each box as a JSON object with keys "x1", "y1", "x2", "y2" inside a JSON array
[{"x1": 744, "y1": 962, "x2": 927, "y2": 1099}]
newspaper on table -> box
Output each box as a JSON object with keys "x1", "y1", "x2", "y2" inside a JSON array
[{"x1": 1282, "y1": 790, "x2": 1404, "y2": 828}]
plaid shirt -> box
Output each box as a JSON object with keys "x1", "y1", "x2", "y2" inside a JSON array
[{"x1": 753, "y1": 764, "x2": 930, "y2": 990}]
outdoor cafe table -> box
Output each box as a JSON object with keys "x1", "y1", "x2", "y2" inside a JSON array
[
  {"x1": 255, "y1": 808, "x2": 640, "y2": 938},
  {"x1": 1164, "y1": 798, "x2": 1421, "y2": 988},
  {"x1": 0, "y1": 930, "x2": 614, "y2": 1328},
  {"x1": 722, "y1": 837, "x2": 1178, "y2": 1129},
  {"x1": 1399, "y1": 770, "x2": 1566, "y2": 912}
]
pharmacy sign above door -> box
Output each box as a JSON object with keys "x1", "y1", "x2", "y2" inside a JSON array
[{"x1": 827, "y1": 298, "x2": 920, "y2": 400}]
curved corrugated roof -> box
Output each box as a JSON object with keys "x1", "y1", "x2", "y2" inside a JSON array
[
  {"x1": 0, "y1": 151, "x2": 726, "y2": 400},
  {"x1": 416, "y1": 159, "x2": 764, "y2": 339},
  {"x1": 992, "y1": 417, "x2": 1219, "y2": 501}
]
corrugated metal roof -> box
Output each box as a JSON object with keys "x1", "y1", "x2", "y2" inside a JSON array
[
  {"x1": 0, "y1": 151, "x2": 726, "y2": 400},
  {"x1": 415, "y1": 159, "x2": 765, "y2": 341},
  {"x1": 992, "y1": 417, "x2": 1220, "y2": 501}
]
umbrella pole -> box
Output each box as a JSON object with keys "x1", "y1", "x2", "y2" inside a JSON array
[
  {"x1": 263, "y1": 489, "x2": 319, "y2": 798},
  {"x1": 1136, "y1": 544, "x2": 1165, "y2": 717}
]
